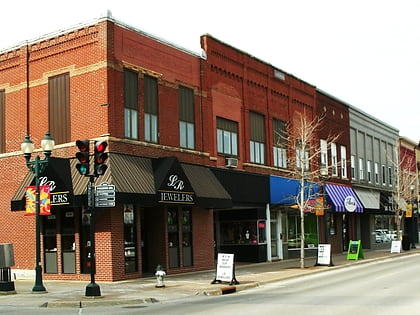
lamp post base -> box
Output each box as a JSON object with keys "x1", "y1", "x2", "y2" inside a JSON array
[
  {"x1": 85, "y1": 282, "x2": 101, "y2": 297},
  {"x1": 32, "y1": 266, "x2": 46, "y2": 293}
]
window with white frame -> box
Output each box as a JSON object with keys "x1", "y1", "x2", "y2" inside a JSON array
[
  {"x1": 351, "y1": 155, "x2": 356, "y2": 180},
  {"x1": 217, "y1": 117, "x2": 238, "y2": 156},
  {"x1": 179, "y1": 86, "x2": 195, "y2": 149},
  {"x1": 320, "y1": 139, "x2": 328, "y2": 169},
  {"x1": 273, "y1": 119, "x2": 287, "y2": 168},
  {"x1": 340, "y1": 145, "x2": 347, "y2": 179},
  {"x1": 124, "y1": 69, "x2": 138, "y2": 139},
  {"x1": 144, "y1": 75, "x2": 158, "y2": 143},
  {"x1": 374, "y1": 162, "x2": 379, "y2": 184},
  {"x1": 331, "y1": 143, "x2": 338, "y2": 176},
  {"x1": 359, "y1": 157, "x2": 364, "y2": 180},
  {"x1": 382, "y1": 165, "x2": 386, "y2": 185},
  {"x1": 250, "y1": 112, "x2": 265, "y2": 164},
  {"x1": 296, "y1": 140, "x2": 309, "y2": 171},
  {"x1": 367, "y1": 160, "x2": 372, "y2": 183},
  {"x1": 388, "y1": 166, "x2": 392, "y2": 186}
]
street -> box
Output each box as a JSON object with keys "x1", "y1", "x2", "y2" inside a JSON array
[
  {"x1": 1, "y1": 254, "x2": 420, "y2": 314},
  {"x1": 135, "y1": 254, "x2": 420, "y2": 315}
]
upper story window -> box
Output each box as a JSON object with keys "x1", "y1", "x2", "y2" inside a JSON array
[
  {"x1": 388, "y1": 166, "x2": 393, "y2": 186},
  {"x1": 179, "y1": 86, "x2": 195, "y2": 149},
  {"x1": 0, "y1": 90, "x2": 4, "y2": 153},
  {"x1": 144, "y1": 75, "x2": 158, "y2": 143},
  {"x1": 359, "y1": 158, "x2": 364, "y2": 180},
  {"x1": 382, "y1": 164, "x2": 386, "y2": 185},
  {"x1": 48, "y1": 73, "x2": 70, "y2": 145},
  {"x1": 124, "y1": 69, "x2": 139, "y2": 139},
  {"x1": 296, "y1": 140, "x2": 309, "y2": 171},
  {"x1": 273, "y1": 119, "x2": 287, "y2": 168},
  {"x1": 320, "y1": 139, "x2": 328, "y2": 169},
  {"x1": 331, "y1": 143, "x2": 338, "y2": 176},
  {"x1": 351, "y1": 155, "x2": 356, "y2": 180},
  {"x1": 367, "y1": 160, "x2": 372, "y2": 183},
  {"x1": 249, "y1": 111, "x2": 265, "y2": 164},
  {"x1": 340, "y1": 145, "x2": 347, "y2": 179},
  {"x1": 374, "y1": 162, "x2": 379, "y2": 184},
  {"x1": 217, "y1": 117, "x2": 238, "y2": 156}
]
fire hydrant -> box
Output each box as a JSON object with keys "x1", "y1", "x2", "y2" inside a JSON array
[{"x1": 155, "y1": 265, "x2": 166, "y2": 288}]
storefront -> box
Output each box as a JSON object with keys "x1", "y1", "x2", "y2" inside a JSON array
[
  {"x1": 270, "y1": 175, "x2": 320, "y2": 260},
  {"x1": 325, "y1": 183, "x2": 364, "y2": 252},
  {"x1": 211, "y1": 169, "x2": 269, "y2": 263},
  {"x1": 11, "y1": 155, "x2": 232, "y2": 281}
]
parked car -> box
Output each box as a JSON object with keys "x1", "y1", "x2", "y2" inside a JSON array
[{"x1": 376, "y1": 230, "x2": 391, "y2": 243}]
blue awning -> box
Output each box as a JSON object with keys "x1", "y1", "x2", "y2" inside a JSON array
[
  {"x1": 325, "y1": 184, "x2": 363, "y2": 213},
  {"x1": 270, "y1": 175, "x2": 319, "y2": 205}
]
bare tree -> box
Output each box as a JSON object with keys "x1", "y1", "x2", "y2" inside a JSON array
[
  {"x1": 390, "y1": 142, "x2": 417, "y2": 242},
  {"x1": 282, "y1": 112, "x2": 340, "y2": 268}
]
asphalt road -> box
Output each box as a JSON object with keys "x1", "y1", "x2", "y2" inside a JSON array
[{"x1": 134, "y1": 254, "x2": 420, "y2": 315}]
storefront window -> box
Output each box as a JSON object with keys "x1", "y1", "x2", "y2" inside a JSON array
[
  {"x1": 61, "y1": 210, "x2": 75, "y2": 274},
  {"x1": 220, "y1": 220, "x2": 267, "y2": 245},
  {"x1": 168, "y1": 207, "x2": 180, "y2": 268},
  {"x1": 43, "y1": 212, "x2": 57, "y2": 274},
  {"x1": 168, "y1": 207, "x2": 194, "y2": 269},
  {"x1": 124, "y1": 205, "x2": 138, "y2": 273},
  {"x1": 374, "y1": 215, "x2": 397, "y2": 243},
  {"x1": 287, "y1": 213, "x2": 318, "y2": 248},
  {"x1": 182, "y1": 208, "x2": 193, "y2": 267}
]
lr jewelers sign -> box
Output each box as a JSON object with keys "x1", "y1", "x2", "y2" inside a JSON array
[{"x1": 158, "y1": 174, "x2": 195, "y2": 205}]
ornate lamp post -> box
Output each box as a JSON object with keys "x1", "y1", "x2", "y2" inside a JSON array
[
  {"x1": 21, "y1": 132, "x2": 55, "y2": 292},
  {"x1": 320, "y1": 166, "x2": 329, "y2": 244}
]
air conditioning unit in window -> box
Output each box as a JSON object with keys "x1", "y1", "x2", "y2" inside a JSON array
[{"x1": 225, "y1": 157, "x2": 238, "y2": 168}]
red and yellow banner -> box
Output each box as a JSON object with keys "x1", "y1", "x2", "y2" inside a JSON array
[
  {"x1": 315, "y1": 197, "x2": 324, "y2": 216},
  {"x1": 25, "y1": 186, "x2": 51, "y2": 216}
]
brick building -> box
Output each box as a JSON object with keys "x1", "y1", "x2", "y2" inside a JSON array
[{"x1": 0, "y1": 14, "x2": 389, "y2": 282}]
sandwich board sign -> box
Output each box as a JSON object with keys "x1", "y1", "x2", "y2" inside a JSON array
[
  {"x1": 211, "y1": 253, "x2": 239, "y2": 285},
  {"x1": 391, "y1": 240, "x2": 402, "y2": 253},
  {"x1": 315, "y1": 244, "x2": 333, "y2": 266},
  {"x1": 347, "y1": 240, "x2": 364, "y2": 260}
]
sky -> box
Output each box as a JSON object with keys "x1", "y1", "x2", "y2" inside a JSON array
[{"x1": 2, "y1": 0, "x2": 419, "y2": 143}]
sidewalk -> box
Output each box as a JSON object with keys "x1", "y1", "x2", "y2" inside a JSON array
[{"x1": 0, "y1": 247, "x2": 418, "y2": 309}]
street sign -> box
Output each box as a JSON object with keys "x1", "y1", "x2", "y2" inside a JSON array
[{"x1": 95, "y1": 182, "x2": 115, "y2": 207}]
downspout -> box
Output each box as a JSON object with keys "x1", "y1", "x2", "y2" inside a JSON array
[{"x1": 26, "y1": 42, "x2": 30, "y2": 134}]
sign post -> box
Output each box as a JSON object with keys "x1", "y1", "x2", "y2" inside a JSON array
[
  {"x1": 347, "y1": 240, "x2": 364, "y2": 260},
  {"x1": 211, "y1": 253, "x2": 239, "y2": 285}
]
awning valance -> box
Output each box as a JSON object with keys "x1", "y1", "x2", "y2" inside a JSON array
[{"x1": 325, "y1": 184, "x2": 363, "y2": 213}]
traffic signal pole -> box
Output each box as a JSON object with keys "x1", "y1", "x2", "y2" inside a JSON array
[
  {"x1": 85, "y1": 175, "x2": 101, "y2": 297},
  {"x1": 75, "y1": 139, "x2": 108, "y2": 298}
]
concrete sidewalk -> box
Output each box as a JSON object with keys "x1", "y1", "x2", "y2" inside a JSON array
[{"x1": 1, "y1": 247, "x2": 418, "y2": 309}]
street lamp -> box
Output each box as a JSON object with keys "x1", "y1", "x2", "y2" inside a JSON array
[
  {"x1": 320, "y1": 166, "x2": 329, "y2": 244},
  {"x1": 410, "y1": 184, "x2": 416, "y2": 249},
  {"x1": 21, "y1": 131, "x2": 55, "y2": 292}
]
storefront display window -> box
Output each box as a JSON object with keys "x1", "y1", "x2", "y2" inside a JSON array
[
  {"x1": 124, "y1": 205, "x2": 138, "y2": 273},
  {"x1": 374, "y1": 215, "x2": 397, "y2": 243},
  {"x1": 220, "y1": 220, "x2": 267, "y2": 245},
  {"x1": 43, "y1": 212, "x2": 57, "y2": 274},
  {"x1": 287, "y1": 213, "x2": 318, "y2": 248}
]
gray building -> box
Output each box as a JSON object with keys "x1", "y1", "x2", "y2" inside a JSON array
[{"x1": 349, "y1": 106, "x2": 399, "y2": 249}]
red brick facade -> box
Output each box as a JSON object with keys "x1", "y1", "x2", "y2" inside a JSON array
[{"x1": 0, "y1": 17, "x2": 353, "y2": 281}]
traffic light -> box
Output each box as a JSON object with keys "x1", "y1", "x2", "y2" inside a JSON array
[
  {"x1": 75, "y1": 140, "x2": 90, "y2": 176},
  {"x1": 94, "y1": 141, "x2": 108, "y2": 176}
]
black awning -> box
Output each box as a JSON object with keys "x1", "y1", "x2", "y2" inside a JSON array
[
  {"x1": 11, "y1": 157, "x2": 73, "y2": 210},
  {"x1": 12, "y1": 154, "x2": 232, "y2": 210}
]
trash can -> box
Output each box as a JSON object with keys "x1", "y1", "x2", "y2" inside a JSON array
[
  {"x1": 402, "y1": 235, "x2": 410, "y2": 251},
  {"x1": 0, "y1": 243, "x2": 15, "y2": 292}
]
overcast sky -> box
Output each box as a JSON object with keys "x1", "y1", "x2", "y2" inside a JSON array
[{"x1": 2, "y1": 0, "x2": 419, "y2": 143}]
